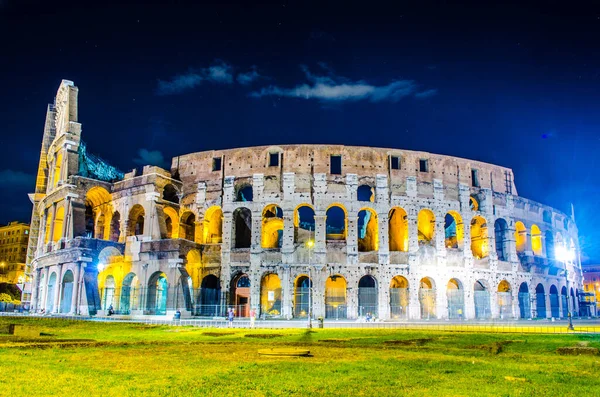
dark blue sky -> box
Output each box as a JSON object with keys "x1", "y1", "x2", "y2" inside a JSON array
[{"x1": 1, "y1": 1, "x2": 599, "y2": 262}]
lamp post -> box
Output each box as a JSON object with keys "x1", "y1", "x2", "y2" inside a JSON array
[
  {"x1": 556, "y1": 245, "x2": 575, "y2": 331},
  {"x1": 306, "y1": 239, "x2": 314, "y2": 328}
]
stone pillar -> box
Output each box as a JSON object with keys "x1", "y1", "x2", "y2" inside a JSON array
[
  {"x1": 41, "y1": 266, "x2": 50, "y2": 311},
  {"x1": 312, "y1": 267, "x2": 326, "y2": 319},
  {"x1": 464, "y1": 282, "x2": 475, "y2": 320},
  {"x1": 253, "y1": 174, "x2": 264, "y2": 203},
  {"x1": 314, "y1": 214, "x2": 327, "y2": 254},
  {"x1": 30, "y1": 269, "x2": 39, "y2": 312},
  {"x1": 347, "y1": 216, "x2": 358, "y2": 260},
  {"x1": 545, "y1": 292, "x2": 552, "y2": 318},
  {"x1": 436, "y1": 285, "x2": 448, "y2": 319},
  {"x1": 282, "y1": 173, "x2": 295, "y2": 201},
  {"x1": 408, "y1": 284, "x2": 420, "y2": 319},
  {"x1": 281, "y1": 214, "x2": 294, "y2": 254},
  {"x1": 347, "y1": 283, "x2": 358, "y2": 319},
  {"x1": 490, "y1": 290, "x2": 499, "y2": 319},
  {"x1": 434, "y1": 215, "x2": 446, "y2": 259},
  {"x1": 281, "y1": 267, "x2": 292, "y2": 318},
  {"x1": 511, "y1": 287, "x2": 520, "y2": 319},
  {"x1": 378, "y1": 277, "x2": 390, "y2": 319},
  {"x1": 251, "y1": 210, "x2": 262, "y2": 253},
  {"x1": 48, "y1": 203, "x2": 57, "y2": 247},
  {"x1": 378, "y1": 211, "x2": 389, "y2": 264},
  {"x1": 194, "y1": 220, "x2": 203, "y2": 244},
  {"x1": 53, "y1": 264, "x2": 63, "y2": 313},
  {"x1": 407, "y1": 213, "x2": 419, "y2": 254},
  {"x1": 249, "y1": 269, "x2": 261, "y2": 314},
  {"x1": 37, "y1": 209, "x2": 47, "y2": 255},
  {"x1": 70, "y1": 263, "x2": 81, "y2": 314},
  {"x1": 145, "y1": 191, "x2": 161, "y2": 240}
]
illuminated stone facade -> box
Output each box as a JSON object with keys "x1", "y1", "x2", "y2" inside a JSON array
[
  {"x1": 27, "y1": 80, "x2": 584, "y2": 320},
  {"x1": 0, "y1": 221, "x2": 29, "y2": 284}
]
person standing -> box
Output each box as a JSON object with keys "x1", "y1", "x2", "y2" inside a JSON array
[
  {"x1": 227, "y1": 308, "x2": 234, "y2": 328},
  {"x1": 250, "y1": 308, "x2": 256, "y2": 329}
]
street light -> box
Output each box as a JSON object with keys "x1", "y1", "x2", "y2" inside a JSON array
[
  {"x1": 306, "y1": 238, "x2": 314, "y2": 329},
  {"x1": 556, "y1": 245, "x2": 576, "y2": 331}
]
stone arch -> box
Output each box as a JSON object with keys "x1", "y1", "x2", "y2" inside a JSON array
[
  {"x1": 102, "y1": 274, "x2": 116, "y2": 311},
  {"x1": 518, "y1": 282, "x2": 531, "y2": 318},
  {"x1": 470, "y1": 215, "x2": 489, "y2": 259},
  {"x1": 46, "y1": 272, "x2": 57, "y2": 312},
  {"x1": 85, "y1": 186, "x2": 112, "y2": 239},
  {"x1": 294, "y1": 204, "x2": 315, "y2": 244},
  {"x1": 262, "y1": 204, "x2": 284, "y2": 249},
  {"x1": 419, "y1": 277, "x2": 436, "y2": 319},
  {"x1": 186, "y1": 249, "x2": 202, "y2": 289},
  {"x1": 162, "y1": 184, "x2": 180, "y2": 204},
  {"x1": 357, "y1": 184, "x2": 375, "y2": 202},
  {"x1": 535, "y1": 283, "x2": 546, "y2": 318},
  {"x1": 444, "y1": 211, "x2": 464, "y2": 249},
  {"x1": 203, "y1": 206, "x2": 223, "y2": 244},
  {"x1": 163, "y1": 206, "x2": 179, "y2": 239},
  {"x1": 494, "y1": 218, "x2": 510, "y2": 261},
  {"x1": 127, "y1": 204, "x2": 145, "y2": 237},
  {"x1": 120, "y1": 272, "x2": 139, "y2": 315},
  {"x1": 260, "y1": 273, "x2": 282, "y2": 317},
  {"x1": 179, "y1": 211, "x2": 196, "y2": 242},
  {"x1": 59, "y1": 270, "x2": 74, "y2": 313},
  {"x1": 474, "y1": 279, "x2": 491, "y2": 319},
  {"x1": 390, "y1": 276, "x2": 409, "y2": 319},
  {"x1": 549, "y1": 284, "x2": 560, "y2": 318},
  {"x1": 514, "y1": 221, "x2": 527, "y2": 253},
  {"x1": 531, "y1": 224, "x2": 542, "y2": 256},
  {"x1": 197, "y1": 274, "x2": 221, "y2": 316},
  {"x1": 358, "y1": 275, "x2": 378, "y2": 317},
  {"x1": 235, "y1": 183, "x2": 253, "y2": 202},
  {"x1": 53, "y1": 152, "x2": 63, "y2": 189},
  {"x1": 294, "y1": 274, "x2": 311, "y2": 318},
  {"x1": 97, "y1": 246, "x2": 122, "y2": 269},
  {"x1": 358, "y1": 208, "x2": 378, "y2": 252},
  {"x1": 497, "y1": 280, "x2": 512, "y2": 318},
  {"x1": 232, "y1": 207, "x2": 252, "y2": 249},
  {"x1": 95, "y1": 212, "x2": 107, "y2": 240},
  {"x1": 147, "y1": 271, "x2": 168, "y2": 315},
  {"x1": 545, "y1": 230, "x2": 555, "y2": 260},
  {"x1": 231, "y1": 273, "x2": 250, "y2": 317},
  {"x1": 325, "y1": 275, "x2": 347, "y2": 319},
  {"x1": 447, "y1": 278, "x2": 465, "y2": 319},
  {"x1": 418, "y1": 209, "x2": 435, "y2": 245},
  {"x1": 109, "y1": 211, "x2": 121, "y2": 242},
  {"x1": 469, "y1": 195, "x2": 479, "y2": 211},
  {"x1": 52, "y1": 206, "x2": 65, "y2": 243},
  {"x1": 326, "y1": 204, "x2": 347, "y2": 241},
  {"x1": 388, "y1": 207, "x2": 408, "y2": 252}
]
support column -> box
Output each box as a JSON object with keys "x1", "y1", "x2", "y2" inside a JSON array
[
  {"x1": 30, "y1": 269, "x2": 40, "y2": 312},
  {"x1": 347, "y1": 216, "x2": 358, "y2": 259},
  {"x1": 464, "y1": 283, "x2": 476, "y2": 320},
  {"x1": 281, "y1": 214, "x2": 294, "y2": 254},
  {"x1": 70, "y1": 263, "x2": 81, "y2": 314},
  {"x1": 251, "y1": 210, "x2": 262, "y2": 253},
  {"x1": 490, "y1": 290, "x2": 499, "y2": 319},
  {"x1": 408, "y1": 284, "x2": 420, "y2": 319},
  {"x1": 41, "y1": 266, "x2": 50, "y2": 311},
  {"x1": 52, "y1": 264, "x2": 63, "y2": 313},
  {"x1": 347, "y1": 283, "x2": 358, "y2": 319},
  {"x1": 314, "y1": 214, "x2": 327, "y2": 254},
  {"x1": 436, "y1": 285, "x2": 448, "y2": 319},
  {"x1": 545, "y1": 292, "x2": 552, "y2": 319},
  {"x1": 407, "y1": 213, "x2": 419, "y2": 254},
  {"x1": 281, "y1": 267, "x2": 292, "y2": 319},
  {"x1": 512, "y1": 288, "x2": 520, "y2": 319},
  {"x1": 378, "y1": 211, "x2": 389, "y2": 264},
  {"x1": 378, "y1": 278, "x2": 390, "y2": 319}
]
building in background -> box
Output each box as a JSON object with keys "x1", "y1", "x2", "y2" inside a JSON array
[
  {"x1": 582, "y1": 263, "x2": 600, "y2": 316},
  {"x1": 0, "y1": 221, "x2": 29, "y2": 286}
]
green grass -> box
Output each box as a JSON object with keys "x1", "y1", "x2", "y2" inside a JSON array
[{"x1": 1, "y1": 317, "x2": 600, "y2": 396}]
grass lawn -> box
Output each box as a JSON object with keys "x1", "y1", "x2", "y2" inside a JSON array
[{"x1": 1, "y1": 317, "x2": 599, "y2": 396}]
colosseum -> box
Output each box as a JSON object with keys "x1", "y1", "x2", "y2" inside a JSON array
[{"x1": 26, "y1": 80, "x2": 584, "y2": 321}]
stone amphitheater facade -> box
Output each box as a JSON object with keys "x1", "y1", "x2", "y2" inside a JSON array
[{"x1": 27, "y1": 80, "x2": 584, "y2": 321}]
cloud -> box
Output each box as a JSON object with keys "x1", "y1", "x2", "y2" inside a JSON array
[
  {"x1": 133, "y1": 149, "x2": 169, "y2": 169},
  {"x1": 237, "y1": 67, "x2": 263, "y2": 85},
  {"x1": 156, "y1": 60, "x2": 234, "y2": 95},
  {"x1": 0, "y1": 169, "x2": 34, "y2": 188},
  {"x1": 250, "y1": 66, "x2": 435, "y2": 103},
  {"x1": 415, "y1": 89, "x2": 438, "y2": 99}
]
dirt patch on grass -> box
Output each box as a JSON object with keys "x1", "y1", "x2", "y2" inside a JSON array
[
  {"x1": 318, "y1": 338, "x2": 353, "y2": 343},
  {"x1": 384, "y1": 338, "x2": 433, "y2": 347},
  {"x1": 557, "y1": 346, "x2": 599, "y2": 356},
  {"x1": 202, "y1": 332, "x2": 237, "y2": 337},
  {"x1": 244, "y1": 334, "x2": 283, "y2": 339},
  {"x1": 469, "y1": 341, "x2": 514, "y2": 354}
]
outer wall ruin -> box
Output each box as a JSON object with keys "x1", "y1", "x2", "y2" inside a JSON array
[{"x1": 27, "y1": 80, "x2": 584, "y2": 321}]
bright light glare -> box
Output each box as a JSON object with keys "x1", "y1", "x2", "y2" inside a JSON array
[
  {"x1": 555, "y1": 245, "x2": 575, "y2": 262},
  {"x1": 306, "y1": 239, "x2": 314, "y2": 248},
  {"x1": 97, "y1": 263, "x2": 106, "y2": 272}
]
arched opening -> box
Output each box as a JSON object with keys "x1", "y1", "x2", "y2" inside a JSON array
[
  {"x1": 419, "y1": 277, "x2": 436, "y2": 319},
  {"x1": 561, "y1": 286, "x2": 568, "y2": 317},
  {"x1": 444, "y1": 211, "x2": 464, "y2": 249},
  {"x1": 52, "y1": 206, "x2": 65, "y2": 243},
  {"x1": 514, "y1": 221, "x2": 527, "y2": 253},
  {"x1": 535, "y1": 283, "x2": 546, "y2": 318},
  {"x1": 325, "y1": 275, "x2": 347, "y2": 319},
  {"x1": 543, "y1": 210, "x2": 552, "y2": 223},
  {"x1": 95, "y1": 212, "x2": 106, "y2": 240},
  {"x1": 358, "y1": 208, "x2": 378, "y2": 252},
  {"x1": 357, "y1": 184, "x2": 374, "y2": 202},
  {"x1": 180, "y1": 212, "x2": 196, "y2": 242},
  {"x1": 44, "y1": 210, "x2": 53, "y2": 245},
  {"x1": 294, "y1": 205, "x2": 315, "y2": 244},
  {"x1": 120, "y1": 272, "x2": 138, "y2": 315},
  {"x1": 235, "y1": 184, "x2": 253, "y2": 202},
  {"x1": 203, "y1": 206, "x2": 223, "y2": 244},
  {"x1": 497, "y1": 280, "x2": 512, "y2": 318},
  {"x1": 127, "y1": 204, "x2": 145, "y2": 237},
  {"x1": 85, "y1": 186, "x2": 112, "y2": 239},
  {"x1": 294, "y1": 275, "x2": 311, "y2": 318},
  {"x1": 231, "y1": 274, "x2": 250, "y2": 317},
  {"x1": 417, "y1": 209, "x2": 435, "y2": 245},
  {"x1": 545, "y1": 231, "x2": 555, "y2": 260},
  {"x1": 197, "y1": 274, "x2": 221, "y2": 316},
  {"x1": 474, "y1": 280, "x2": 491, "y2": 319},
  {"x1": 388, "y1": 207, "x2": 408, "y2": 252},
  {"x1": 260, "y1": 273, "x2": 282, "y2": 317},
  {"x1": 102, "y1": 275, "x2": 116, "y2": 311},
  {"x1": 110, "y1": 211, "x2": 121, "y2": 242},
  {"x1": 549, "y1": 285, "x2": 560, "y2": 318},
  {"x1": 46, "y1": 272, "x2": 57, "y2": 312},
  {"x1": 518, "y1": 283, "x2": 530, "y2": 318},
  {"x1": 53, "y1": 152, "x2": 63, "y2": 188},
  {"x1": 494, "y1": 218, "x2": 510, "y2": 261},
  {"x1": 447, "y1": 278, "x2": 464, "y2": 319},
  {"x1": 60, "y1": 270, "x2": 74, "y2": 313},
  {"x1": 390, "y1": 276, "x2": 409, "y2": 319},
  {"x1": 358, "y1": 275, "x2": 377, "y2": 317},
  {"x1": 326, "y1": 205, "x2": 346, "y2": 241},
  {"x1": 85, "y1": 204, "x2": 95, "y2": 238},
  {"x1": 163, "y1": 207, "x2": 179, "y2": 239},
  {"x1": 469, "y1": 195, "x2": 479, "y2": 211},
  {"x1": 262, "y1": 205, "x2": 284, "y2": 249},
  {"x1": 147, "y1": 272, "x2": 168, "y2": 315},
  {"x1": 531, "y1": 224, "x2": 542, "y2": 256},
  {"x1": 162, "y1": 184, "x2": 179, "y2": 203},
  {"x1": 232, "y1": 208, "x2": 252, "y2": 248},
  {"x1": 471, "y1": 216, "x2": 489, "y2": 259}
]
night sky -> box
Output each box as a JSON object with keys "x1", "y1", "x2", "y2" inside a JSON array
[{"x1": 1, "y1": 1, "x2": 599, "y2": 262}]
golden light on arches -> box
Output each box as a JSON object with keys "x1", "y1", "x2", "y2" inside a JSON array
[
  {"x1": 261, "y1": 204, "x2": 283, "y2": 249},
  {"x1": 260, "y1": 273, "x2": 282, "y2": 316},
  {"x1": 358, "y1": 208, "x2": 378, "y2": 252},
  {"x1": 445, "y1": 211, "x2": 464, "y2": 249},
  {"x1": 514, "y1": 221, "x2": 527, "y2": 253},
  {"x1": 470, "y1": 215, "x2": 489, "y2": 259},
  {"x1": 531, "y1": 224, "x2": 542, "y2": 256},
  {"x1": 388, "y1": 207, "x2": 408, "y2": 252},
  {"x1": 203, "y1": 206, "x2": 223, "y2": 243},
  {"x1": 418, "y1": 209, "x2": 435, "y2": 243}
]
